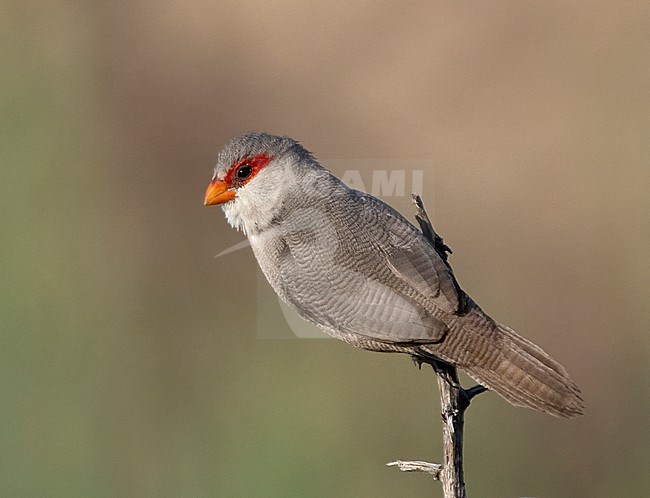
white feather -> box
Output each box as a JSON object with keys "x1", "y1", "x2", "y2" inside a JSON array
[{"x1": 221, "y1": 158, "x2": 297, "y2": 236}]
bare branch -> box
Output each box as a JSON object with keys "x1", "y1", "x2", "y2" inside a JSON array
[
  {"x1": 387, "y1": 460, "x2": 442, "y2": 479},
  {"x1": 387, "y1": 195, "x2": 488, "y2": 498}
]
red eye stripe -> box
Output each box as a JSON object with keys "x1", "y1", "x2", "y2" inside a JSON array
[{"x1": 224, "y1": 153, "x2": 273, "y2": 186}]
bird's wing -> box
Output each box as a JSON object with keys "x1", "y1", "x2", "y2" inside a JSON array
[
  {"x1": 342, "y1": 192, "x2": 463, "y2": 342},
  {"x1": 273, "y1": 187, "x2": 464, "y2": 345}
]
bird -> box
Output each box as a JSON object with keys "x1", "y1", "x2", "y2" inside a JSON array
[{"x1": 204, "y1": 132, "x2": 584, "y2": 418}]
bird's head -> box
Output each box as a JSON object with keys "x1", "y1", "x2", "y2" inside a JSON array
[{"x1": 204, "y1": 132, "x2": 317, "y2": 235}]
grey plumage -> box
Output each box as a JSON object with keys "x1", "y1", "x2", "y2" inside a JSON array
[{"x1": 209, "y1": 132, "x2": 584, "y2": 418}]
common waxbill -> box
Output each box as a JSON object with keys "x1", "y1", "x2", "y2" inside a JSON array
[{"x1": 204, "y1": 132, "x2": 584, "y2": 418}]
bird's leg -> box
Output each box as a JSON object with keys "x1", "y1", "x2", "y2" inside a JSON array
[
  {"x1": 411, "y1": 354, "x2": 488, "y2": 411},
  {"x1": 430, "y1": 360, "x2": 461, "y2": 389},
  {"x1": 426, "y1": 359, "x2": 488, "y2": 412},
  {"x1": 411, "y1": 354, "x2": 459, "y2": 385},
  {"x1": 410, "y1": 354, "x2": 425, "y2": 370}
]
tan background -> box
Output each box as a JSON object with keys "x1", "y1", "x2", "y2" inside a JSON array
[{"x1": 2, "y1": 1, "x2": 649, "y2": 496}]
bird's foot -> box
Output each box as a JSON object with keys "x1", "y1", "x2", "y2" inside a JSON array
[
  {"x1": 430, "y1": 360, "x2": 461, "y2": 389},
  {"x1": 411, "y1": 355, "x2": 425, "y2": 370}
]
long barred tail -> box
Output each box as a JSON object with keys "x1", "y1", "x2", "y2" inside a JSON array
[{"x1": 423, "y1": 318, "x2": 584, "y2": 419}]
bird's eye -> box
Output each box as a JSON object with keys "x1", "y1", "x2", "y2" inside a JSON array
[{"x1": 236, "y1": 164, "x2": 252, "y2": 180}]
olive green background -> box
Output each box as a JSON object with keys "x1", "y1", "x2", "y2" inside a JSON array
[{"x1": 2, "y1": 1, "x2": 648, "y2": 496}]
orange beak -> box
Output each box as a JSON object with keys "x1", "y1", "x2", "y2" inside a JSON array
[{"x1": 204, "y1": 179, "x2": 236, "y2": 206}]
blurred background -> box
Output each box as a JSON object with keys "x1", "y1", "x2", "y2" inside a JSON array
[{"x1": 2, "y1": 1, "x2": 649, "y2": 496}]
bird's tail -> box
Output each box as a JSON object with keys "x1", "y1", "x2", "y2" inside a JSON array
[{"x1": 424, "y1": 318, "x2": 584, "y2": 418}]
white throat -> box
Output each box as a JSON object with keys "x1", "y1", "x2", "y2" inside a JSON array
[{"x1": 221, "y1": 168, "x2": 294, "y2": 236}]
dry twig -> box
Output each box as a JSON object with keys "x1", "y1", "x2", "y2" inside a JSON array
[{"x1": 387, "y1": 195, "x2": 487, "y2": 498}]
